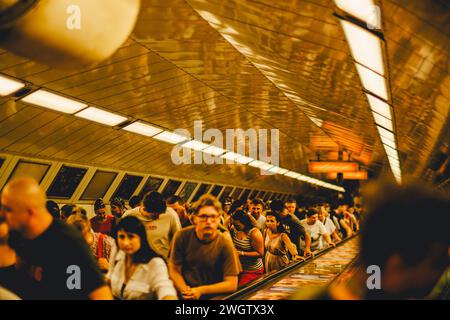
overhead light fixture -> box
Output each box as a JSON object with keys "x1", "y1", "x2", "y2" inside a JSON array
[
  {"x1": 388, "y1": 156, "x2": 400, "y2": 166},
  {"x1": 356, "y1": 64, "x2": 388, "y2": 100},
  {"x1": 220, "y1": 152, "x2": 253, "y2": 164},
  {"x1": 377, "y1": 125, "x2": 395, "y2": 142},
  {"x1": 259, "y1": 163, "x2": 274, "y2": 171},
  {"x1": 334, "y1": 0, "x2": 376, "y2": 25},
  {"x1": 153, "y1": 131, "x2": 189, "y2": 144},
  {"x1": 75, "y1": 107, "x2": 127, "y2": 126},
  {"x1": 0, "y1": 75, "x2": 25, "y2": 96},
  {"x1": 366, "y1": 93, "x2": 392, "y2": 119},
  {"x1": 267, "y1": 166, "x2": 287, "y2": 174},
  {"x1": 123, "y1": 121, "x2": 163, "y2": 137},
  {"x1": 341, "y1": 20, "x2": 385, "y2": 75},
  {"x1": 249, "y1": 160, "x2": 270, "y2": 168},
  {"x1": 372, "y1": 112, "x2": 393, "y2": 131},
  {"x1": 181, "y1": 140, "x2": 209, "y2": 151},
  {"x1": 383, "y1": 144, "x2": 398, "y2": 159},
  {"x1": 203, "y1": 146, "x2": 226, "y2": 156},
  {"x1": 381, "y1": 135, "x2": 396, "y2": 149},
  {"x1": 277, "y1": 168, "x2": 289, "y2": 175},
  {"x1": 285, "y1": 171, "x2": 300, "y2": 179},
  {"x1": 22, "y1": 89, "x2": 87, "y2": 114}
]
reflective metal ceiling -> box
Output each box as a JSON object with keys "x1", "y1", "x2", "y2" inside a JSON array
[{"x1": 0, "y1": 0, "x2": 448, "y2": 192}]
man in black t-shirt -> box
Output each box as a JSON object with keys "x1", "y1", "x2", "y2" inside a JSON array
[
  {"x1": 1, "y1": 178, "x2": 112, "y2": 300},
  {"x1": 271, "y1": 200, "x2": 312, "y2": 257}
]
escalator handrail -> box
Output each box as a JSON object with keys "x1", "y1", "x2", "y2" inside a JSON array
[{"x1": 221, "y1": 234, "x2": 359, "y2": 300}]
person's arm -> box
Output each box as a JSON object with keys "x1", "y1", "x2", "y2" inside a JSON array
[
  {"x1": 281, "y1": 233, "x2": 298, "y2": 257},
  {"x1": 88, "y1": 285, "x2": 113, "y2": 300},
  {"x1": 291, "y1": 216, "x2": 312, "y2": 257},
  {"x1": 340, "y1": 219, "x2": 353, "y2": 238},
  {"x1": 239, "y1": 229, "x2": 264, "y2": 258},
  {"x1": 186, "y1": 276, "x2": 238, "y2": 300},
  {"x1": 168, "y1": 261, "x2": 189, "y2": 293},
  {"x1": 152, "y1": 259, "x2": 178, "y2": 300},
  {"x1": 331, "y1": 230, "x2": 342, "y2": 242},
  {"x1": 323, "y1": 233, "x2": 335, "y2": 247}
]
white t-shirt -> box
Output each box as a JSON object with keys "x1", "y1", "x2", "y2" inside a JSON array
[
  {"x1": 108, "y1": 251, "x2": 177, "y2": 300},
  {"x1": 321, "y1": 217, "x2": 336, "y2": 236},
  {"x1": 300, "y1": 219, "x2": 327, "y2": 250},
  {"x1": 123, "y1": 207, "x2": 181, "y2": 260},
  {"x1": 255, "y1": 214, "x2": 266, "y2": 231}
]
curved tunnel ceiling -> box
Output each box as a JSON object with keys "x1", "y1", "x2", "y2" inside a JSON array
[{"x1": 0, "y1": 0, "x2": 448, "y2": 192}]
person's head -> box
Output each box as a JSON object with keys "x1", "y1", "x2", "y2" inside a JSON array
[
  {"x1": 223, "y1": 201, "x2": 232, "y2": 214},
  {"x1": 270, "y1": 199, "x2": 285, "y2": 215},
  {"x1": 192, "y1": 194, "x2": 222, "y2": 239},
  {"x1": 250, "y1": 198, "x2": 264, "y2": 219},
  {"x1": 265, "y1": 210, "x2": 283, "y2": 233},
  {"x1": 231, "y1": 210, "x2": 255, "y2": 232},
  {"x1": 306, "y1": 209, "x2": 319, "y2": 225},
  {"x1": 142, "y1": 191, "x2": 166, "y2": 217},
  {"x1": 285, "y1": 198, "x2": 297, "y2": 215},
  {"x1": 129, "y1": 195, "x2": 142, "y2": 209},
  {"x1": 360, "y1": 183, "x2": 450, "y2": 299},
  {"x1": 61, "y1": 204, "x2": 75, "y2": 220},
  {"x1": 230, "y1": 198, "x2": 245, "y2": 214},
  {"x1": 116, "y1": 216, "x2": 158, "y2": 263},
  {"x1": 46, "y1": 200, "x2": 60, "y2": 220},
  {"x1": 0, "y1": 178, "x2": 49, "y2": 235},
  {"x1": 166, "y1": 195, "x2": 187, "y2": 220},
  {"x1": 317, "y1": 207, "x2": 326, "y2": 222},
  {"x1": 110, "y1": 197, "x2": 126, "y2": 218},
  {"x1": 94, "y1": 198, "x2": 106, "y2": 218},
  {"x1": 66, "y1": 213, "x2": 91, "y2": 242}
]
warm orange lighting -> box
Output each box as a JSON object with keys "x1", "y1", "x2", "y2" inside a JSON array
[
  {"x1": 327, "y1": 171, "x2": 368, "y2": 180},
  {"x1": 309, "y1": 161, "x2": 359, "y2": 173}
]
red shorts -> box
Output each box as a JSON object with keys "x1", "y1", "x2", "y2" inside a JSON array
[{"x1": 238, "y1": 267, "x2": 264, "y2": 287}]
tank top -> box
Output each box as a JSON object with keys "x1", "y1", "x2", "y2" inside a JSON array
[{"x1": 231, "y1": 228, "x2": 263, "y2": 271}]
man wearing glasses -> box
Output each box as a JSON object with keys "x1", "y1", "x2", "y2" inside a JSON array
[{"x1": 169, "y1": 194, "x2": 241, "y2": 300}]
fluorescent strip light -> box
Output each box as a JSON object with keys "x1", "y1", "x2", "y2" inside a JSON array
[
  {"x1": 153, "y1": 131, "x2": 189, "y2": 144},
  {"x1": 181, "y1": 140, "x2": 209, "y2": 151},
  {"x1": 384, "y1": 144, "x2": 398, "y2": 159},
  {"x1": 248, "y1": 160, "x2": 269, "y2": 168},
  {"x1": 123, "y1": 121, "x2": 163, "y2": 137},
  {"x1": 259, "y1": 163, "x2": 274, "y2": 171},
  {"x1": 377, "y1": 125, "x2": 395, "y2": 142},
  {"x1": 0, "y1": 75, "x2": 25, "y2": 96},
  {"x1": 341, "y1": 20, "x2": 385, "y2": 75},
  {"x1": 285, "y1": 171, "x2": 300, "y2": 179},
  {"x1": 381, "y1": 135, "x2": 396, "y2": 149},
  {"x1": 356, "y1": 64, "x2": 388, "y2": 100},
  {"x1": 22, "y1": 89, "x2": 86, "y2": 114},
  {"x1": 75, "y1": 107, "x2": 127, "y2": 126},
  {"x1": 236, "y1": 156, "x2": 254, "y2": 165},
  {"x1": 203, "y1": 146, "x2": 226, "y2": 156},
  {"x1": 335, "y1": 0, "x2": 376, "y2": 25},
  {"x1": 373, "y1": 112, "x2": 393, "y2": 131},
  {"x1": 388, "y1": 156, "x2": 400, "y2": 166},
  {"x1": 268, "y1": 167, "x2": 289, "y2": 175},
  {"x1": 366, "y1": 94, "x2": 392, "y2": 119}
]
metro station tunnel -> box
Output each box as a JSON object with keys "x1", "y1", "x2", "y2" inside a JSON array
[{"x1": 0, "y1": 0, "x2": 448, "y2": 301}]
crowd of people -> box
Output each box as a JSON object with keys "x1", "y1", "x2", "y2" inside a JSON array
[
  {"x1": 1, "y1": 177, "x2": 447, "y2": 300},
  {"x1": 0, "y1": 177, "x2": 362, "y2": 300}
]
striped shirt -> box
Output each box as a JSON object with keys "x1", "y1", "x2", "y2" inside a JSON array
[{"x1": 231, "y1": 228, "x2": 263, "y2": 271}]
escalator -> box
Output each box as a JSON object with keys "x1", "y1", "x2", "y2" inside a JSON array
[{"x1": 222, "y1": 236, "x2": 360, "y2": 300}]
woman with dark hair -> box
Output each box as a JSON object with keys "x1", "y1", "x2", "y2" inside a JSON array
[
  {"x1": 230, "y1": 210, "x2": 264, "y2": 286},
  {"x1": 264, "y1": 210, "x2": 302, "y2": 273},
  {"x1": 107, "y1": 216, "x2": 177, "y2": 300}
]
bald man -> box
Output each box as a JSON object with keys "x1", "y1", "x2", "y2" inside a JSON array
[{"x1": 1, "y1": 178, "x2": 112, "y2": 300}]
